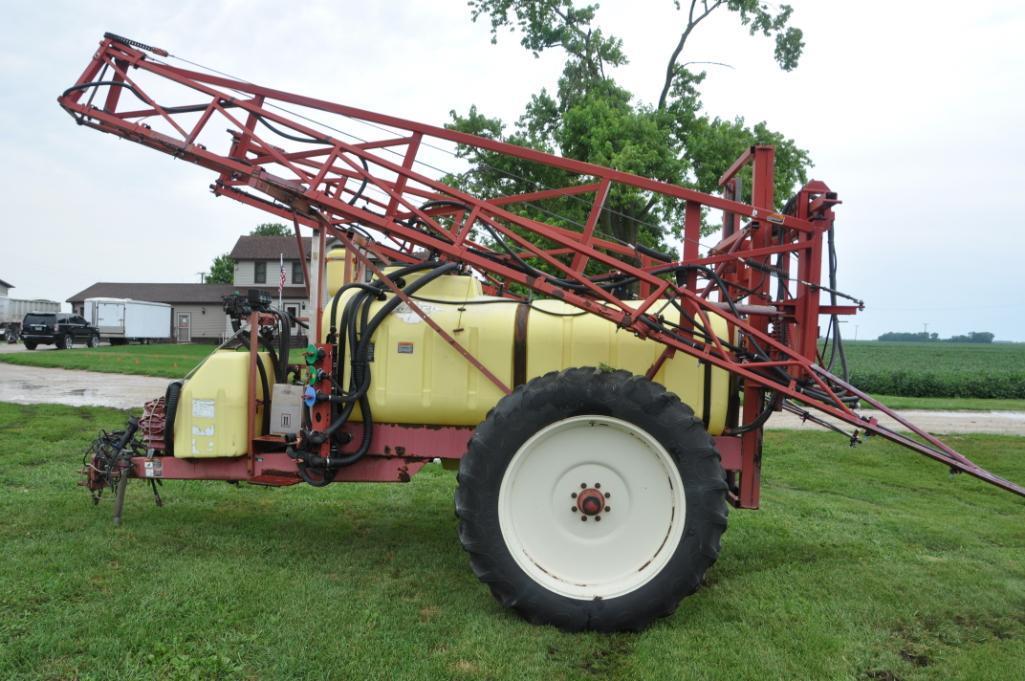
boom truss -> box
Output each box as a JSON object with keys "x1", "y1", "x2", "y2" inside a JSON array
[{"x1": 60, "y1": 33, "x2": 1024, "y2": 505}]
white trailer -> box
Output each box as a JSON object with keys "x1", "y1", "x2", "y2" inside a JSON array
[
  {"x1": 85, "y1": 297, "x2": 171, "y2": 344},
  {"x1": 0, "y1": 296, "x2": 61, "y2": 343}
]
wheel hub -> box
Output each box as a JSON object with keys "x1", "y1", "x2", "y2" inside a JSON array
[{"x1": 576, "y1": 488, "x2": 604, "y2": 515}]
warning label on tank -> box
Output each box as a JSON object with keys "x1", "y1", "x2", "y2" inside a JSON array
[
  {"x1": 397, "y1": 342, "x2": 414, "y2": 354},
  {"x1": 393, "y1": 302, "x2": 439, "y2": 324},
  {"x1": 192, "y1": 399, "x2": 215, "y2": 419}
]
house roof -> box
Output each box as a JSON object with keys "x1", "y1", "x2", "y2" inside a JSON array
[
  {"x1": 229, "y1": 236, "x2": 313, "y2": 261},
  {"x1": 0, "y1": 278, "x2": 13, "y2": 289},
  {"x1": 67, "y1": 283, "x2": 308, "y2": 305}
]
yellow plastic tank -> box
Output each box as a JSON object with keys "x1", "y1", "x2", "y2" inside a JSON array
[
  {"x1": 325, "y1": 247, "x2": 355, "y2": 298},
  {"x1": 323, "y1": 272, "x2": 732, "y2": 434},
  {"x1": 173, "y1": 350, "x2": 273, "y2": 458}
]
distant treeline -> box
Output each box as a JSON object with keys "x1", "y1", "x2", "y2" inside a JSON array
[{"x1": 877, "y1": 331, "x2": 995, "y2": 343}]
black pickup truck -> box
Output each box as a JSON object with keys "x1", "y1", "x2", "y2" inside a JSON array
[{"x1": 20, "y1": 312, "x2": 100, "y2": 350}]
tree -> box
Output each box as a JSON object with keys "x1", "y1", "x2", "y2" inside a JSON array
[
  {"x1": 206, "y1": 253, "x2": 235, "y2": 284},
  {"x1": 449, "y1": 0, "x2": 810, "y2": 252},
  {"x1": 949, "y1": 331, "x2": 995, "y2": 344},
  {"x1": 250, "y1": 222, "x2": 290, "y2": 237}
]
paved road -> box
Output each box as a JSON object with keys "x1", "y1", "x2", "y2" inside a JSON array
[{"x1": 1, "y1": 362, "x2": 1024, "y2": 435}]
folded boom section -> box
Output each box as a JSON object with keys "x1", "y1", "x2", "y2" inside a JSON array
[{"x1": 60, "y1": 33, "x2": 1025, "y2": 501}]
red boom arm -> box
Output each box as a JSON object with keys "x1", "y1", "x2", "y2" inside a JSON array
[{"x1": 59, "y1": 33, "x2": 1025, "y2": 502}]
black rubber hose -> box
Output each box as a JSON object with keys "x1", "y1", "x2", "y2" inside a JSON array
[
  {"x1": 724, "y1": 391, "x2": 777, "y2": 435},
  {"x1": 315, "y1": 262, "x2": 458, "y2": 445},
  {"x1": 327, "y1": 261, "x2": 437, "y2": 342},
  {"x1": 271, "y1": 308, "x2": 290, "y2": 383},
  {"x1": 254, "y1": 351, "x2": 271, "y2": 435}
]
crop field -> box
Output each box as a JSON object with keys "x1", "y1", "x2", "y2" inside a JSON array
[
  {"x1": 0, "y1": 343, "x2": 213, "y2": 378},
  {"x1": 2, "y1": 402, "x2": 1025, "y2": 680},
  {"x1": 837, "y1": 341, "x2": 1025, "y2": 400}
]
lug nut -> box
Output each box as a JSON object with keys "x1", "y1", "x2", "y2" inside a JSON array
[
  {"x1": 595, "y1": 516, "x2": 602, "y2": 522},
  {"x1": 570, "y1": 506, "x2": 576, "y2": 512},
  {"x1": 595, "y1": 483, "x2": 601, "y2": 489},
  {"x1": 580, "y1": 483, "x2": 587, "y2": 489},
  {"x1": 604, "y1": 492, "x2": 611, "y2": 498},
  {"x1": 605, "y1": 506, "x2": 611, "y2": 512},
  {"x1": 581, "y1": 516, "x2": 587, "y2": 522},
  {"x1": 571, "y1": 492, "x2": 577, "y2": 498}
]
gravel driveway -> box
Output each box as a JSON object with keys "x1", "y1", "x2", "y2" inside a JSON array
[{"x1": 0, "y1": 363, "x2": 168, "y2": 409}]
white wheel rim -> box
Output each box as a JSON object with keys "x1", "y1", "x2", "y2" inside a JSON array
[{"x1": 498, "y1": 415, "x2": 686, "y2": 600}]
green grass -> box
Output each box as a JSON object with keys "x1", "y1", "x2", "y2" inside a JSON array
[
  {"x1": 2, "y1": 402, "x2": 1024, "y2": 680},
  {"x1": 868, "y1": 394, "x2": 1025, "y2": 412},
  {"x1": 0, "y1": 343, "x2": 213, "y2": 378},
  {"x1": 839, "y1": 341, "x2": 1025, "y2": 399}
]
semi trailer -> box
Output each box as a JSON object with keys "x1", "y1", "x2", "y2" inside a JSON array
[
  {"x1": 63, "y1": 33, "x2": 1024, "y2": 632},
  {"x1": 0, "y1": 293, "x2": 61, "y2": 343}
]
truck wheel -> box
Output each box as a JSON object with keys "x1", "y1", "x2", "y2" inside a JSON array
[
  {"x1": 23, "y1": 341, "x2": 37, "y2": 350},
  {"x1": 87, "y1": 334, "x2": 100, "y2": 348},
  {"x1": 57, "y1": 333, "x2": 73, "y2": 350},
  {"x1": 455, "y1": 368, "x2": 728, "y2": 632},
  {"x1": 4, "y1": 328, "x2": 16, "y2": 344}
]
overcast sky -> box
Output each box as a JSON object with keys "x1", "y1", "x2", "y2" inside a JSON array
[{"x1": 2, "y1": 0, "x2": 1023, "y2": 340}]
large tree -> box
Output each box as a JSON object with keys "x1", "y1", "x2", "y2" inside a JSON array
[
  {"x1": 449, "y1": 0, "x2": 811, "y2": 251},
  {"x1": 249, "y1": 222, "x2": 291, "y2": 237},
  {"x1": 205, "y1": 253, "x2": 234, "y2": 284}
]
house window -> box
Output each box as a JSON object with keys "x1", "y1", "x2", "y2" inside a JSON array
[
  {"x1": 292, "y1": 261, "x2": 304, "y2": 285},
  {"x1": 254, "y1": 261, "x2": 266, "y2": 284}
]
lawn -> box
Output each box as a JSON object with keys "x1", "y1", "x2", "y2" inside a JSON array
[
  {"x1": 0, "y1": 343, "x2": 213, "y2": 378},
  {"x1": 1, "y1": 402, "x2": 1024, "y2": 680}
]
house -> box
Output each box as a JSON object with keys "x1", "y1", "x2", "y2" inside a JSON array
[
  {"x1": 228, "y1": 235, "x2": 314, "y2": 326},
  {"x1": 68, "y1": 235, "x2": 317, "y2": 342}
]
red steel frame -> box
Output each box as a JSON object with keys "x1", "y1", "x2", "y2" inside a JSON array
[{"x1": 62, "y1": 34, "x2": 1025, "y2": 507}]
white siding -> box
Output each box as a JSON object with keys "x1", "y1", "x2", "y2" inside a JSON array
[
  {"x1": 171, "y1": 305, "x2": 231, "y2": 342},
  {"x1": 234, "y1": 261, "x2": 255, "y2": 286},
  {"x1": 233, "y1": 259, "x2": 306, "y2": 286}
]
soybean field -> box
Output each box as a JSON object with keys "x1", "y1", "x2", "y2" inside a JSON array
[{"x1": 836, "y1": 341, "x2": 1025, "y2": 399}]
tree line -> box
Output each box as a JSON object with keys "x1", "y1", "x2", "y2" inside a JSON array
[{"x1": 877, "y1": 331, "x2": 995, "y2": 344}]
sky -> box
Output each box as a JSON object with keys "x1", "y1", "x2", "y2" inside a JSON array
[{"x1": 2, "y1": 0, "x2": 1024, "y2": 341}]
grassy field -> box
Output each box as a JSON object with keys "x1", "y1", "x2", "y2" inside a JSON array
[
  {"x1": 841, "y1": 341, "x2": 1025, "y2": 400},
  {"x1": 0, "y1": 343, "x2": 213, "y2": 378},
  {"x1": 870, "y1": 394, "x2": 1025, "y2": 412},
  {"x1": 1, "y1": 402, "x2": 1024, "y2": 680}
]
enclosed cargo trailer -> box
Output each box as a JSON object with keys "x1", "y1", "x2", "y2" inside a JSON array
[{"x1": 85, "y1": 297, "x2": 171, "y2": 344}]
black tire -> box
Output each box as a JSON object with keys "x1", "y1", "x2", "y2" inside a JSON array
[
  {"x1": 109, "y1": 338, "x2": 127, "y2": 346},
  {"x1": 23, "y1": 341, "x2": 37, "y2": 350},
  {"x1": 87, "y1": 334, "x2": 100, "y2": 348},
  {"x1": 164, "y1": 381, "x2": 183, "y2": 455},
  {"x1": 57, "y1": 334, "x2": 73, "y2": 350},
  {"x1": 4, "y1": 328, "x2": 16, "y2": 344},
  {"x1": 456, "y1": 368, "x2": 728, "y2": 632}
]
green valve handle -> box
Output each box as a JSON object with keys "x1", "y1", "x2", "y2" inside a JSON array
[{"x1": 304, "y1": 343, "x2": 323, "y2": 366}]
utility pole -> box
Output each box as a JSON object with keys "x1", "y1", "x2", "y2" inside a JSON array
[{"x1": 197, "y1": 272, "x2": 206, "y2": 283}]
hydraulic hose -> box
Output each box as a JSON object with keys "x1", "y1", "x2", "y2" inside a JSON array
[{"x1": 307, "y1": 262, "x2": 459, "y2": 465}]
